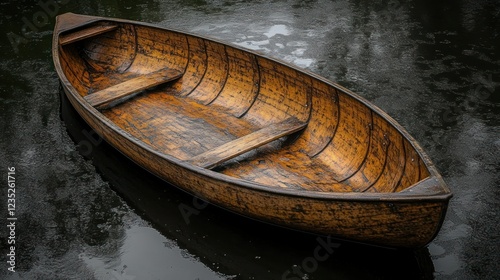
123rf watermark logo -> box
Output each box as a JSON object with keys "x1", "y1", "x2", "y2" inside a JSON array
[{"x1": 6, "y1": 167, "x2": 17, "y2": 273}]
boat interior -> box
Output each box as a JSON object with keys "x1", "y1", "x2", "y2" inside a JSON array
[{"x1": 57, "y1": 20, "x2": 431, "y2": 193}]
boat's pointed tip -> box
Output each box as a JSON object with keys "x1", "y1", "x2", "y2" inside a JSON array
[
  {"x1": 54, "y1": 13, "x2": 102, "y2": 33},
  {"x1": 399, "y1": 176, "x2": 452, "y2": 200}
]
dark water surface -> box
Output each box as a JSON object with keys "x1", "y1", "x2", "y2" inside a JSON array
[{"x1": 1, "y1": 0, "x2": 499, "y2": 279}]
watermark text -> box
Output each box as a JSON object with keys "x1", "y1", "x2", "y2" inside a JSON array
[
  {"x1": 6, "y1": 0, "x2": 71, "y2": 53},
  {"x1": 281, "y1": 235, "x2": 340, "y2": 280},
  {"x1": 6, "y1": 167, "x2": 17, "y2": 273}
]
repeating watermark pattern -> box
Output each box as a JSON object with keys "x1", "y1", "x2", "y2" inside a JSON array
[
  {"x1": 77, "y1": 128, "x2": 103, "y2": 157},
  {"x1": 178, "y1": 195, "x2": 209, "y2": 225},
  {"x1": 442, "y1": 74, "x2": 497, "y2": 124},
  {"x1": 6, "y1": 0, "x2": 71, "y2": 53},
  {"x1": 70, "y1": 124, "x2": 211, "y2": 227},
  {"x1": 281, "y1": 235, "x2": 340, "y2": 280},
  {"x1": 6, "y1": 167, "x2": 17, "y2": 273},
  {"x1": 67, "y1": 122, "x2": 208, "y2": 226}
]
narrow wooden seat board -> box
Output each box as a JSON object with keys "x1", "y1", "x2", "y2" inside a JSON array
[
  {"x1": 59, "y1": 25, "x2": 119, "y2": 45},
  {"x1": 84, "y1": 69, "x2": 183, "y2": 107},
  {"x1": 188, "y1": 118, "x2": 307, "y2": 169}
]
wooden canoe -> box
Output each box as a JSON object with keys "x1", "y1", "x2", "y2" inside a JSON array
[{"x1": 52, "y1": 13, "x2": 452, "y2": 248}]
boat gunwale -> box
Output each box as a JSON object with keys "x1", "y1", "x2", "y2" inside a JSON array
[{"x1": 53, "y1": 13, "x2": 452, "y2": 203}]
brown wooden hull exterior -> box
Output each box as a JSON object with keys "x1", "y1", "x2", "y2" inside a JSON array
[{"x1": 53, "y1": 13, "x2": 452, "y2": 248}]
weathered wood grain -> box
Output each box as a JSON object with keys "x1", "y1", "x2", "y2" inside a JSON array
[{"x1": 53, "y1": 13, "x2": 452, "y2": 248}]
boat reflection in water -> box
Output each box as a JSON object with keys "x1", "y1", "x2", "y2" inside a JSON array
[{"x1": 61, "y1": 88, "x2": 436, "y2": 280}]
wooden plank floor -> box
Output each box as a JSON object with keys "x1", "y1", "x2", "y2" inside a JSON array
[
  {"x1": 103, "y1": 91, "x2": 260, "y2": 161},
  {"x1": 97, "y1": 80, "x2": 420, "y2": 193},
  {"x1": 102, "y1": 89, "x2": 357, "y2": 192}
]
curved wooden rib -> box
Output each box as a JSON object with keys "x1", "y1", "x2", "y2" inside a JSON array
[
  {"x1": 299, "y1": 80, "x2": 340, "y2": 157},
  {"x1": 209, "y1": 46, "x2": 260, "y2": 117},
  {"x1": 364, "y1": 121, "x2": 407, "y2": 193},
  {"x1": 188, "y1": 41, "x2": 229, "y2": 104},
  {"x1": 343, "y1": 113, "x2": 390, "y2": 192},
  {"x1": 242, "y1": 57, "x2": 311, "y2": 126},
  {"x1": 58, "y1": 45, "x2": 90, "y2": 95},
  {"x1": 82, "y1": 24, "x2": 137, "y2": 73},
  {"x1": 315, "y1": 93, "x2": 372, "y2": 182},
  {"x1": 173, "y1": 36, "x2": 207, "y2": 97},
  {"x1": 127, "y1": 25, "x2": 188, "y2": 75}
]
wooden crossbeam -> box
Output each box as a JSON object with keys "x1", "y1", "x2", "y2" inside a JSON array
[
  {"x1": 188, "y1": 118, "x2": 307, "y2": 169},
  {"x1": 84, "y1": 68, "x2": 183, "y2": 107},
  {"x1": 59, "y1": 24, "x2": 119, "y2": 45}
]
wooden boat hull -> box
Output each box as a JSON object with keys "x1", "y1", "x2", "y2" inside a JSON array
[{"x1": 53, "y1": 13, "x2": 452, "y2": 248}]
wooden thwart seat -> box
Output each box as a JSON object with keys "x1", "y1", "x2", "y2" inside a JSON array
[
  {"x1": 188, "y1": 118, "x2": 307, "y2": 169},
  {"x1": 59, "y1": 24, "x2": 119, "y2": 45},
  {"x1": 84, "y1": 68, "x2": 183, "y2": 107}
]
